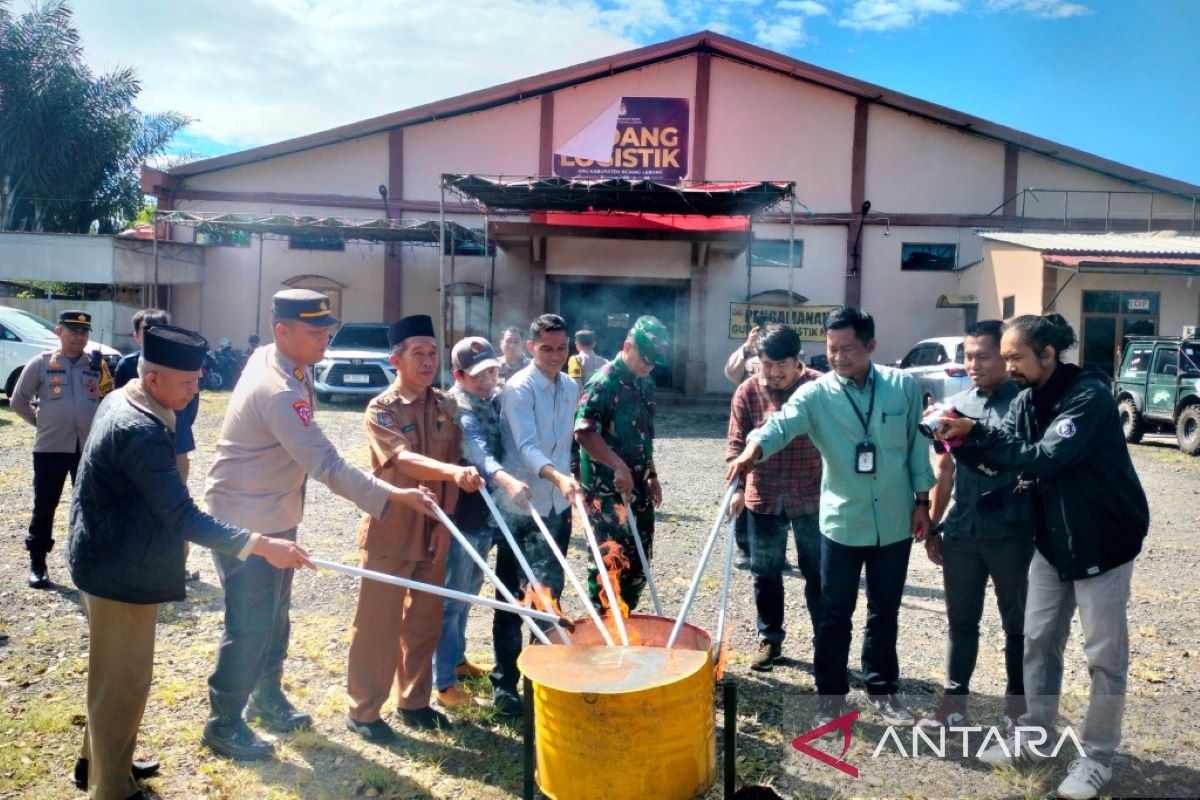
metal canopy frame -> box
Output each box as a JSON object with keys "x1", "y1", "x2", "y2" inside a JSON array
[{"x1": 437, "y1": 174, "x2": 799, "y2": 372}]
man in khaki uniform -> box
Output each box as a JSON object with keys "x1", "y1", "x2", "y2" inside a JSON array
[
  {"x1": 202, "y1": 290, "x2": 436, "y2": 761},
  {"x1": 346, "y1": 314, "x2": 484, "y2": 739},
  {"x1": 11, "y1": 310, "x2": 112, "y2": 588}
]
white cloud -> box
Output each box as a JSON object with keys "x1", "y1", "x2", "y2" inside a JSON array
[
  {"x1": 778, "y1": 0, "x2": 830, "y2": 15},
  {"x1": 754, "y1": 14, "x2": 810, "y2": 49},
  {"x1": 69, "y1": 0, "x2": 646, "y2": 151},
  {"x1": 987, "y1": 0, "x2": 1092, "y2": 18},
  {"x1": 838, "y1": 0, "x2": 963, "y2": 31}
]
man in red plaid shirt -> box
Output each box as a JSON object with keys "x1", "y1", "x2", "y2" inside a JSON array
[{"x1": 726, "y1": 325, "x2": 823, "y2": 671}]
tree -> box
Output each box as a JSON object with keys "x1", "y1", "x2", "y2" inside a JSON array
[{"x1": 0, "y1": 0, "x2": 190, "y2": 233}]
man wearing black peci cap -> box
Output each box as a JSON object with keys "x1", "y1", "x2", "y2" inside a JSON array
[
  {"x1": 11, "y1": 310, "x2": 113, "y2": 588},
  {"x1": 67, "y1": 325, "x2": 314, "y2": 800},
  {"x1": 202, "y1": 290, "x2": 438, "y2": 760}
]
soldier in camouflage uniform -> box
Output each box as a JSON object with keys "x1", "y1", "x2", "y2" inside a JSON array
[{"x1": 574, "y1": 315, "x2": 669, "y2": 611}]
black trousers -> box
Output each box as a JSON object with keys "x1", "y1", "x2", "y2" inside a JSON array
[
  {"x1": 814, "y1": 535, "x2": 912, "y2": 698},
  {"x1": 27, "y1": 449, "x2": 81, "y2": 555},
  {"x1": 490, "y1": 508, "x2": 571, "y2": 694},
  {"x1": 748, "y1": 510, "x2": 822, "y2": 646},
  {"x1": 941, "y1": 535, "x2": 1034, "y2": 702},
  {"x1": 208, "y1": 528, "x2": 296, "y2": 720}
]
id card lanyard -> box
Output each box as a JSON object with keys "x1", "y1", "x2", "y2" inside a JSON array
[{"x1": 845, "y1": 371, "x2": 877, "y2": 474}]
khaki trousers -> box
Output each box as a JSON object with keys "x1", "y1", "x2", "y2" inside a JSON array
[
  {"x1": 347, "y1": 551, "x2": 445, "y2": 720},
  {"x1": 80, "y1": 592, "x2": 157, "y2": 800}
]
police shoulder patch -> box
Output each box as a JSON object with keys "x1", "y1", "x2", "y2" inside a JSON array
[
  {"x1": 292, "y1": 400, "x2": 313, "y2": 427},
  {"x1": 1055, "y1": 419, "x2": 1077, "y2": 439},
  {"x1": 376, "y1": 411, "x2": 395, "y2": 428}
]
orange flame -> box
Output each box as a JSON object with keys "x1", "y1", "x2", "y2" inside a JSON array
[
  {"x1": 519, "y1": 582, "x2": 565, "y2": 618},
  {"x1": 598, "y1": 541, "x2": 641, "y2": 645},
  {"x1": 713, "y1": 626, "x2": 733, "y2": 681}
]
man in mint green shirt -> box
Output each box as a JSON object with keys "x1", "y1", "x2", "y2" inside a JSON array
[{"x1": 729, "y1": 307, "x2": 934, "y2": 729}]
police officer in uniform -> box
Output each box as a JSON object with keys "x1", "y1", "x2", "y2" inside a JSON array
[
  {"x1": 11, "y1": 310, "x2": 112, "y2": 588},
  {"x1": 201, "y1": 289, "x2": 437, "y2": 760},
  {"x1": 574, "y1": 315, "x2": 668, "y2": 611}
]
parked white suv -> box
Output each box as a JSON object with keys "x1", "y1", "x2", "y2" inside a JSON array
[
  {"x1": 1, "y1": 306, "x2": 122, "y2": 399},
  {"x1": 897, "y1": 336, "x2": 969, "y2": 406},
  {"x1": 313, "y1": 323, "x2": 395, "y2": 402}
]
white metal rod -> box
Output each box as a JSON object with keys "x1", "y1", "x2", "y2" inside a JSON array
[
  {"x1": 668, "y1": 481, "x2": 738, "y2": 648},
  {"x1": 713, "y1": 514, "x2": 737, "y2": 660},
  {"x1": 311, "y1": 559, "x2": 566, "y2": 626},
  {"x1": 527, "y1": 504, "x2": 613, "y2": 646},
  {"x1": 431, "y1": 504, "x2": 552, "y2": 645},
  {"x1": 479, "y1": 486, "x2": 571, "y2": 644},
  {"x1": 575, "y1": 496, "x2": 629, "y2": 646},
  {"x1": 624, "y1": 494, "x2": 662, "y2": 616}
]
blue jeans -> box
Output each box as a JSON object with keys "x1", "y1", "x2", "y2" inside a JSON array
[
  {"x1": 813, "y1": 535, "x2": 912, "y2": 698},
  {"x1": 433, "y1": 527, "x2": 496, "y2": 691},
  {"x1": 747, "y1": 510, "x2": 822, "y2": 646}
]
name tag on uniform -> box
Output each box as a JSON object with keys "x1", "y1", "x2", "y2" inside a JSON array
[
  {"x1": 855, "y1": 441, "x2": 876, "y2": 474},
  {"x1": 400, "y1": 423, "x2": 417, "y2": 433}
]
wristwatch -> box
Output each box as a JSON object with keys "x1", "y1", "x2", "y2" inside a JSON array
[{"x1": 913, "y1": 498, "x2": 930, "y2": 507}]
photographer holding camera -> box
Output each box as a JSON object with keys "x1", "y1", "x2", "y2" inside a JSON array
[
  {"x1": 918, "y1": 320, "x2": 1033, "y2": 733},
  {"x1": 936, "y1": 313, "x2": 1148, "y2": 800}
]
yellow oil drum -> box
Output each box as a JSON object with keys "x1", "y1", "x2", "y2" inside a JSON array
[{"x1": 517, "y1": 615, "x2": 716, "y2": 800}]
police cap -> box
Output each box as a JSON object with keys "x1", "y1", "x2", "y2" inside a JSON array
[
  {"x1": 59, "y1": 310, "x2": 92, "y2": 331},
  {"x1": 272, "y1": 289, "x2": 339, "y2": 327}
]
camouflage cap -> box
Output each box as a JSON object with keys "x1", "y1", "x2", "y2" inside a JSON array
[{"x1": 630, "y1": 315, "x2": 670, "y2": 367}]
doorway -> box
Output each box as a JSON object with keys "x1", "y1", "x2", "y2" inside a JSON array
[
  {"x1": 547, "y1": 277, "x2": 686, "y2": 389},
  {"x1": 1081, "y1": 290, "x2": 1158, "y2": 377}
]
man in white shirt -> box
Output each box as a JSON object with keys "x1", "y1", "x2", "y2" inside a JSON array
[{"x1": 492, "y1": 314, "x2": 581, "y2": 715}]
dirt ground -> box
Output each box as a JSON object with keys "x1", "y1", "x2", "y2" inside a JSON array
[{"x1": 1, "y1": 394, "x2": 1197, "y2": 799}]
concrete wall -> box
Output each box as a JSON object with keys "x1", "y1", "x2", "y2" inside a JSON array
[
  {"x1": 185, "y1": 134, "x2": 389, "y2": 197},
  {"x1": 706, "y1": 57, "x2": 855, "y2": 210},
  {"x1": 1015, "y1": 152, "x2": 1195, "y2": 223},
  {"x1": 865, "y1": 105, "x2": 1005, "y2": 215}
]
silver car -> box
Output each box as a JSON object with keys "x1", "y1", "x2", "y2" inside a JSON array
[
  {"x1": 897, "y1": 336, "x2": 969, "y2": 406},
  {"x1": 313, "y1": 323, "x2": 395, "y2": 402}
]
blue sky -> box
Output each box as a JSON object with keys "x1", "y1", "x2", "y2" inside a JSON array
[{"x1": 69, "y1": 0, "x2": 1199, "y2": 185}]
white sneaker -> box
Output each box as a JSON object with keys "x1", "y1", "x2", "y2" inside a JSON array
[
  {"x1": 867, "y1": 693, "x2": 915, "y2": 726},
  {"x1": 976, "y1": 731, "x2": 1052, "y2": 767},
  {"x1": 1056, "y1": 758, "x2": 1112, "y2": 800}
]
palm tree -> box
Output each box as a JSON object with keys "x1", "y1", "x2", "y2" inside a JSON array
[{"x1": 0, "y1": 0, "x2": 190, "y2": 233}]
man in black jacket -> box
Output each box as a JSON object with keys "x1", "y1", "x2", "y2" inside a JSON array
[
  {"x1": 67, "y1": 326, "x2": 312, "y2": 800},
  {"x1": 937, "y1": 314, "x2": 1148, "y2": 800}
]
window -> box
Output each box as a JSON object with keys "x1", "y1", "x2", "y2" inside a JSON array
[
  {"x1": 289, "y1": 234, "x2": 345, "y2": 251},
  {"x1": 750, "y1": 239, "x2": 803, "y2": 269},
  {"x1": 1182, "y1": 344, "x2": 1200, "y2": 375},
  {"x1": 901, "y1": 243, "x2": 956, "y2": 271},
  {"x1": 1083, "y1": 291, "x2": 1160, "y2": 377},
  {"x1": 1002, "y1": 295, "x2": 1015, "y2": 319},
  {"x1": 0, "y1": 324, "x2": 17, "y2": 341},
  {"x1": 443, "y1": 229, "x2": 494, "y2": 257},
  {"x1": 900, "y1": 343, "x2": 941, "y2": 368},
  {"x1": 1120, "y1": 346, "x2": 1154, "y2": 379},
  {"x1": 1151, "y1": 348, "x2": 1179, "y2": 376}
]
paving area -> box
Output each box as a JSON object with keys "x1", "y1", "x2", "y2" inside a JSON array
[{"x1": 1, "y1": 396, "x2": 1197, "y2": 799}]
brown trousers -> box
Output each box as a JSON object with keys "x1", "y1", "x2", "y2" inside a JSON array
[
  {"x1": 347, "y1": 551, "x2": 446, "y2": 720},
  {"x1": 79, "y1": 592, "x2": 157, "y2": 800}
]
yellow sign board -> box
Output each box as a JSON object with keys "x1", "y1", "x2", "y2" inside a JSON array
[{"x1": 728, "y1": 303, "x2": 840, "y2": 341}]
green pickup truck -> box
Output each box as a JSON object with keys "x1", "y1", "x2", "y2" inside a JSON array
[{"x1": 1114, "y1": 335, "x2": 1200, "y2": 456}]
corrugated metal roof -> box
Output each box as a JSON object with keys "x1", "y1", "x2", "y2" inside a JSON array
[{"x1": 979, "y1": 232, "x2": 1200, "y2": 256}]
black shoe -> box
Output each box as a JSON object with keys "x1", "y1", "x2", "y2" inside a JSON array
[
  {"x1": 345, "y1": 714, "x2": 397, "y2": 742},
  {"x1": 749, "y1": 640, "x2": 781, "y2": 672},
  {"x1": 734, "y1": 553, "x2": 751, "y2": 571},
  {"x1": 247, "y1": 690, "x2": 312, "y2": 732},
  {"x1": 397, "y1": 706, "x2": 451, "y2": 731},
  {"x1": 73, "y1": 757, "x2": 161, "y2": 789},
  {"x1": 28, "y1": 554, "x2": 49, "y2": 589},
  {"x1": 491, "y1": 688, "x2": 523, "y2": 717},
  {"x1": 201, "y1": 717, "x2": 275, "y2": 761},
  {"x1": 124, "y1": 790, "x2": 162, "y2": 800}
]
